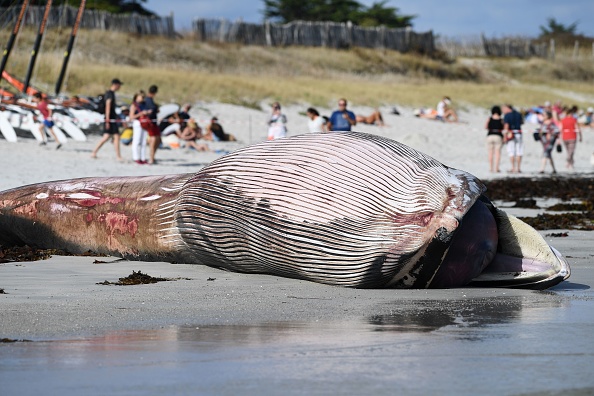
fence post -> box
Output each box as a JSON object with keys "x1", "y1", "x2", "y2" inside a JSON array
[
  {"x1": 550, "y1": 38, "x2": 555, "y2": 61},
  {"x1": 573, "y1": 40, "x2": 579, "y2": 59},
  {"x1": 265, "y1": 20, "x2": 272, "y2": 46},
  {"x1": 405, "y1": 26, "x2": 410, "y2": 52},
  {"x1": 346, "y1": 21, "x2": 352, "y2": 47}
]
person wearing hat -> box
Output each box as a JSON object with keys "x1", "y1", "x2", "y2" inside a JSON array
[
  {"x1": 579, "y1": 107, "x2": 593, "y2": 127},
  {"x1": 91, "y1": 78, "x2": 123, "y2": 160},
  {"x1": 436, "y1": 96, "x2": 458, "y2": 122}
]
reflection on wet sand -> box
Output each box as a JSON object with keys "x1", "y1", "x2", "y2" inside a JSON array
[
  {"x1": 2, "y1": 295, "x2": 591, "y2": 396},
  {"x1": 369, "y1": 297, "x2": 529, "y2": 333}
]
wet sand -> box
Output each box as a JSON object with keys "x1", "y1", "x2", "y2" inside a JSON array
[
  {"x1": 0, "y1": 229, "x2": 593, "y2": 395},
  {"x1": 1, "y1": 103, "x2": 594, "y2": 394}
]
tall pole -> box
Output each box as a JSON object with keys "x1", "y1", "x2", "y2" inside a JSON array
[
  {"x1": 22, "y1": 0, "x2": 53, "y2": 95},
  {"x1": 55, "y1": 0, "x2": 86, "y2": 96},
  {"x1": 0, "y1": 0, "x2": 30, "y2": 85}
]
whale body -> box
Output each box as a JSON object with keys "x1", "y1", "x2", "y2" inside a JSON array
[{"x1": 0, "y1": 132, "x2": 569, "y2": 289}]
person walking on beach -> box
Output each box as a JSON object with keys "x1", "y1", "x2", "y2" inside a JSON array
[
  {"x1": 267, "y1": 102, "x2": 287, "y2": 140},
  {"x1": 128, "y1": 92, "x2": 149, "y2": 164},
  {"x1": 32, "y1": 93, "x2": 61, "y2": 149},
  {"x1": 485, "y1": 105, "x2": 504, "y2": 173},
  {"x1": 536, "y1": 111, "x2": 560, "y2": 174},
  {"x1": 560, "y1": 107, "x2": 582, "y2": 171},
  {"x1": 328, "y1": 98, "x2": 356, "y2": 132},
  {"x1": 91, "y1": 78, "x2": 123, "y2": 160},
  {"x1": 502, "y1": 104, "x2": 524, "y2": 173},
  {"x1": 144, "y1": 85, "x2": 160, "y2": 164}
]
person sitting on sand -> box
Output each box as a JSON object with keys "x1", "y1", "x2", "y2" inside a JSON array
[
  {"x1": 178, "y1": 103, "x2": 192, "y2": 122},
  {"x1": 436, "y1": 96, "x2": 458, "y2": 122},
  {"x1": 356, "y1": 109, "x2": 385, "y2": 126},
  {"x1": 205, "y1": 117, "x2": 237, "y2": 141},
  {"x1": 414, "y1": 107, "x2": 438, "y2": 119},
  {"x1": 578, "y1": 107, "x2": 593, "y2": 128},
  {"x1": 178, "y1": 120, "x2": 209, "y2": 151},
  {"x1": 159, "y1": 113, "x2": 209, "y2": 152}
]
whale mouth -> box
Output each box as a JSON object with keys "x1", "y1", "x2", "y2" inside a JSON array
[
  {"x1": 428, "y1": 198, "x2": 570, "y2": 290},
  {"x1": 468, "y1": 203, "x2": 570, "y2": 290}
]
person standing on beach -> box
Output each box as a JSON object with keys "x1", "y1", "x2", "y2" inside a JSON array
[
  {"x1": 32, "y1": 93, "x2": 61, "y2": 149},
  {"x1": 485, "y1": 105, "x2": 504, "y2": 173},
  {"x1": 536, "y1": 111, "x2": 559, "y2": 174},
  {"x1": 502, "y1": 104, "x2": 524, "y2": 173},
  {"x1": 91, "y1": 78, "x2": 123, "y2": 160},
  {"x1": 327, "y1": 98, "x2": 356, "y2": 132},
  {"x1": 560, "y1": 107, "x2": 582, "y2": 171},
  {"x1": 267, "y1": 102, "x2": 288, "y2": 140},
  {"x1": 306, "y1": 107, "x2": 327, "y2": 133},
  {"x1": 144, "y1": 85, "x2": 160, "y2": 164},
  {"x1": 128, "y1": 92, "x2": 149, "y2": 165}
]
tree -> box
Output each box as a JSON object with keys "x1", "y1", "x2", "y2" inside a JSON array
[
  {"x1": 263, "y1": 0, "x2": 415, "y2": 28},
  {"x1": 353, "y1": 1, "x2": 414, "y2": 28},
  {"x1": 539, "y1": 18, "x2": 578, "y2": 36}
]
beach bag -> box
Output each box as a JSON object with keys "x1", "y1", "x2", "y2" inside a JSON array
[
  {"x1": 556, "y1": 144, "x2": 562, "y2": 153},
  {"x1": 139, "y1": 114, "x2": 153, "y2": 130},
  {"x1": 96, "y1": 94, "x2": 106, "y2": 114},
  {"x1": 532, "y1": 131, "x2": 540, "y2": 142}
]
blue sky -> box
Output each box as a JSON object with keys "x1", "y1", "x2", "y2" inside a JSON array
[{"x1": 147, "y1": 0, "x2": 594, "y2": 38}]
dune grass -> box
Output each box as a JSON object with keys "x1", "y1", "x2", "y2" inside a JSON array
[{"x1": 1, "y1": 28, "x2": 593, "y2": 110}]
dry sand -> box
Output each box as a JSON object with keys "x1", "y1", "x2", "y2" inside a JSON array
[
  {"x1": 1, "y1": 102, "x2": 593, "y2": 192},
  {"x1": 1, "y1": 102, "x2": 593, "y2": 341}
]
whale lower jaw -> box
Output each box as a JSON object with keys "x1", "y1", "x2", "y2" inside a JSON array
[{"x1": 468, "y1": 207, "x2": 570, "y2": 290}]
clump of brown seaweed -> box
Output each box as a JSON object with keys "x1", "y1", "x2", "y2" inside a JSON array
[
  {"x1": 97, "y1": 270, "x2": 190, "y2": 286},
  {"x1": 0, "y1": 245, "x2": 105, "y2": 263},
  {"x1": 484, "y1": 176, "x2": 594, "y2": 230}
]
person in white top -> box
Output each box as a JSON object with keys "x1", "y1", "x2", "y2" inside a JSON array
[
  {"x1": 267, "y1": 102, "x2": 288, "y2": 140},
  {"x1": 436, "y1": 96, "x2": 458, "y2": 122},
  {"x1": 306, "y1": 107, "x2": 327, "y2": 133}
]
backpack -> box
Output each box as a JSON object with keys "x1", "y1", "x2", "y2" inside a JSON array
[{"x1": 96, "y1": 94, "x2": 106, "y2": 114}]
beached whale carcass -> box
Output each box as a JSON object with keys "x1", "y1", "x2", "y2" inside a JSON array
[{"x1": 0, "y1": 132, "x2": 569, "y2": 289}]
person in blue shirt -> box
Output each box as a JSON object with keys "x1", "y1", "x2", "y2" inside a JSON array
[
  {"x1": 502, "y1": 104, "x2": 524, "y2": 173},
  {"x1": 327, "y1": 98, "x2": 356, "y2": 132}
]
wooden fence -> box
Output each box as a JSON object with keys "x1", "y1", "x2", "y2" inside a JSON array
[
  {"x1": 482, "y1": 35, "x2": 548, "y2": 58},
  {"x1": 193, "y1": 19, "x2": 435, "y2": 54},
  {"x1": 437, "y1": 35, "x2": 549, "y2": 58},
  {"x1": 0, "y1": 4, "x2": 175, "y2": 36}
]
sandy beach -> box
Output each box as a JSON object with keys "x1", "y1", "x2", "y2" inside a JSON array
[
  {"x1": 1, "y1": 102, "x2": 593, "y2": 191},
  {"x1": 1, "y1": 103, "x2": 594, "y2": 395}
]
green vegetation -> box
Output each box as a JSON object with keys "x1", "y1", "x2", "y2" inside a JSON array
[
  {"x1": 1, "y1": 28, "x2": 593, "y2": 109},
  {"x1": 262, "y1": 0, "x2": 414, "y2": 28}
]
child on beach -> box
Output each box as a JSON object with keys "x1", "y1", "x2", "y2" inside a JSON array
[{"x1": 32, "y1": 93, "x2": 61, "y2": 149}]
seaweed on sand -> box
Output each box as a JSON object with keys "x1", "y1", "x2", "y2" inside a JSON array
[
  {"x1": 484, "y1": 176, "x2": 594, "y2": 230},
  {"x1": 0, "y1": 245, "x2": 105, "y2": 263},
  {"x1": 97, "y1": 270, "x2": 191, "y2": 286}
]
